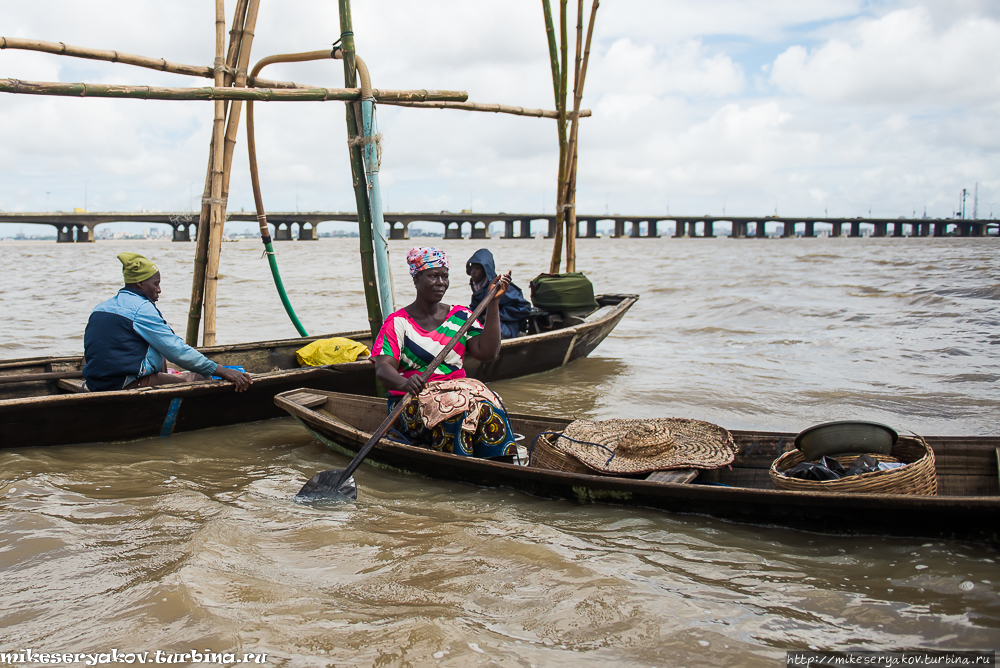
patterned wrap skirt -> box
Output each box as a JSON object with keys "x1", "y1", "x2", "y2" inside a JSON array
[{"x1": 387, "y1": 390, "x2": 517, "y2": 459}]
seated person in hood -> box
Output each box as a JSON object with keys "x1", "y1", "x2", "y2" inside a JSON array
[{"x1": 466, "y1": 248, "x2": 531, "y2": 339}]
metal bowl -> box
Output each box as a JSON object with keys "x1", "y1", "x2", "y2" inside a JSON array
[{"x1": 794, "y1": 421, "x2": 898, "y2": 461}]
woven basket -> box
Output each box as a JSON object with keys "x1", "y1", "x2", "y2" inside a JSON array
[
  {"x1": 769, "y1": 434, "x2": 937, "y2": 496},
  {"x1": 529, "y1": 432, "x2": 593, "y2": 474}
]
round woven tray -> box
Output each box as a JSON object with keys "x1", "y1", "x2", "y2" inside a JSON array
[{"x1": 769, "y1": 434, "x2": 937, "y2": 496}]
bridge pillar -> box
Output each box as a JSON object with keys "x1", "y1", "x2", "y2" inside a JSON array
[
  {"x1": 830, "y1": 222, "x2": 842, "y2": 237},
  {"x1": 520, "y1": 220, "x2": 534, "y2": 238},
  {"x1": 672, "y1": 221, "x2": 685, "y2": 238},
  {"x1": 933, "y1": 222, "x2": 946, "y2": 237},
  {"x1": 545, "y1": 219, "x2": 558, "y2": 239},
  {"x1": 57, "y1": 226, "x2": 74, "y2": 242},
  {"x1": 755, "y1": 221, "x2": 767, "y2": 238},
  {"x1": 471, "y1": 222, "x2": 490, "y2": 239},
  {"x1": 850, "y1": 221, "x2": 861, "y2": 237},
  {"x1": 873, "y1": 222, "x2": 887, "y2": 237},
  {"x1": 893, "y1": 222, "x2": 904, "y2": 237},
  {"x1": 298, "y1": 223, "x2": 317, "y2": 240},
  {"x1": 920, "y1": 222, "x2": 931, "y2": 237},
  {"x1": 781, "y1": 221, "x2": 793, "y2": 238},
  {"x1": 629, "y1": 221, "x2": 641, "y2": 238},
  {"x1": 389, "y1": 221, "x2": 409, "y2": 239},
  {"x1": 274, "y1": 223, "x2": 292, "y2": 241},
  {"x1": 647, "y1": 220, "x2": 660, "y2": 238},
  {"x1": 803, "y1": 221, "x2": 815, "y2": 237},
  {"x1": 503, "y1": 221, "x2": 516, "y2": 239},
  {"x1": 580, "y1": 219, "x2": 596, "y2": 238},
  {"x1": 445, "y1": 222, "x2": 463, "y2": 239},
  {"x1": 75, "y1": 225, "x2": 95, "y2": 242},
  {"x1": 701, "y1": 220, "x2": 713, "y2": 238},
  {"x1": 172, "y1": 225, "x2": 191, "y2": 241}
]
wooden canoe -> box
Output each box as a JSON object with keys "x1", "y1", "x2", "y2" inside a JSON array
[
  {"x1": 0, "y1": 294, "x2": 637, "y2": 448},
  {"x1": 275, "y1": 389, "x2": 1000, "y2": 544}
]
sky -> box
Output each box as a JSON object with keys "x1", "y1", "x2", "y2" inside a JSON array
[{"x1": 1, "y1": 0, "x2": 998, "y2": 237}]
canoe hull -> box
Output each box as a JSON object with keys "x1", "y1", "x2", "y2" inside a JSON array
[
  {"x1": 277, "y1": 390, "x2": 1000, "y2": 544},
  {"x1": 0, "y1": 294, "x2": 637, "y2": 448}
]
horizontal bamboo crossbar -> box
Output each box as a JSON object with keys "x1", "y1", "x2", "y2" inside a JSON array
[
  {"x1": 0, "y1": 36, "x2": 302, "y2": 90},
  {"x1": 0, "y1": 78, "x2": 468, "y2": 102},
  {"x1": 0, "y1": 37, "x2": 578, "y2": 118},
  {"x1": 387, "y1": 100, "x2": 591, "y2": 119}
]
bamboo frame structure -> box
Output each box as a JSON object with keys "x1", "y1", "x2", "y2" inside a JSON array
[
  {"x1": 563, "y1": 0, "x2": 599, "y2": 272},
  {"x1": 201, "y1": 0, "x2": 230, "y2": 348},
  {"x1": 541, "y1": 0, "x2": 599, "y2": 274},
  {"x1": 187, "y1": 0, "x2": 249, "y2": 345},
  {"x1": 338, "y1": 0, "x2": 383, "y2": 344},
  {"x1": 3, "y1": 4, "x2": 596, "y2": 356}
]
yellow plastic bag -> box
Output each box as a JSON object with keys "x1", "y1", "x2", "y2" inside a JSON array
[{"x1": 296, "y1": 337, "x2": 370, "y2": 367}]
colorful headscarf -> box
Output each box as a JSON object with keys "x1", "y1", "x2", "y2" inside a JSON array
[{"x1": 407, "y1": 246, "x2": 449, "y2": 277}]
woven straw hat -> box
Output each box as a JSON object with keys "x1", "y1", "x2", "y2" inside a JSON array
[{"x1": 549, "y1": 418, "x2": 735, "y2": 474}]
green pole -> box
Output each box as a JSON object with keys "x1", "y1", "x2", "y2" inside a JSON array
[{"x1": 338, "y1": 0, "x2": 383, "y2": 344}]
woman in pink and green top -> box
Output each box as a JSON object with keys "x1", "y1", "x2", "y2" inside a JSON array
[{"x1": 372, "y1": 247, "x2": 518, "y2": 460}]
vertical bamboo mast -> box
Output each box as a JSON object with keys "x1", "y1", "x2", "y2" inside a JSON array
[
  {"x1": 564, "y1": 0, "x2": 598, "y2": 272},
  {"x1": 338, "y1": 0, "x2": 383, "y2": 342},
  {"x1": 220, "y1": 0, "x2": 261, "y2": 215},
  {"x1": 186, "y1": 0, "x2": 248, "y2": 344},
  {"x1": 542, "y1": 0, "x2": 569, "y2": 274},
  {"x1": 201, "y1": 0, "x2": 231, "y2": 347}
]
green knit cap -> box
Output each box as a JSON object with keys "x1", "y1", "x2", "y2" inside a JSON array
[{"x1": 117, "y1": 252, "x2": 159, "y2": 283}]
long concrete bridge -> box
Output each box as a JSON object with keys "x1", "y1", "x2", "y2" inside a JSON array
[{"x1": 1, "y1": 211, "x2": 997, "y2": 241}]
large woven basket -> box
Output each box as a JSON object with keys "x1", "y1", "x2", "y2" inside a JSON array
[
  {"x1": 529, "y1": 432, "x2": 593, "y2": 474},
  {"x1": 769, "y1": 434, "x2": 937, "y2": 496}
]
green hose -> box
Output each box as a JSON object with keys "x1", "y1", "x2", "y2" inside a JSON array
[{"x1": 264, "y1": 242, "x2": 309, "y2": 336}]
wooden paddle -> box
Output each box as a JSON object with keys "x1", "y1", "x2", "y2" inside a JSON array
[{"x1": 296, "y1": 274, "x2": 508, "y2": 501}]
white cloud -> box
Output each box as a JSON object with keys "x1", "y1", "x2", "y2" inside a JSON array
[
  {"x1": 596, "y1": 38, "x2": 744, "y2": 98},
  {"x1": 770, "y1": 7, "x2": 1000, "y2": 106}
]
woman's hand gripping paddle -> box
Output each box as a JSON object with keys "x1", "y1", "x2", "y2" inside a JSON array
[{"x1": 296, "y1": 273, "x2": 510, "y2": 501}]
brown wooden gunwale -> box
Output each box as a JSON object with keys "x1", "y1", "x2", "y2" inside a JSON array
[{"x1": 275, "y1": 389, "x2": 1000, "y2": 544}]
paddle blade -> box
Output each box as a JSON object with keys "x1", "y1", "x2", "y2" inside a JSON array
[{"x1": 295, "y1": 470, "x2": 358, "y2": 501}]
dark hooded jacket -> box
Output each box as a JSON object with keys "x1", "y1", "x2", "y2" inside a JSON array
[{"x1": 467, "y1": 248, "x2": 532, "y2": 338}]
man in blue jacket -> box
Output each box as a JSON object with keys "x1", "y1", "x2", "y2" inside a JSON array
[
  {"x1": 82, "y1": 252, "x2": 252, "y2": 392},
  {"x1": 466, "y1": 248, "x2": 532, "y2": 339}
]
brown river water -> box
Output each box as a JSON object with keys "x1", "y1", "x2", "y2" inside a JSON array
[{"x1": 1, "y1": 236, "x2": 998, "y2": 666}]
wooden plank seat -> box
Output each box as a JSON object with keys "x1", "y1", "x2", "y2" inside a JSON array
[
  {"x1": 645, "y1": 468, "x2": 699, "y2": 484},
  {"x1": 57, "y1": 378, "x2": 88, "y2": 393},
  {"x1": 284, "y1": 391, "x2": 329, "y2": 409}
]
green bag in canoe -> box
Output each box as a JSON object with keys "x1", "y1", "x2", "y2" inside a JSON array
[{"x1": 529, "y1": 272, "x2": 599, "y2": 314}]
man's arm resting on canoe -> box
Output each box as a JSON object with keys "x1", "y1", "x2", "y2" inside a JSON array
[{"x1": 131, "y1": 304, "x2": 252, "y2": 392}]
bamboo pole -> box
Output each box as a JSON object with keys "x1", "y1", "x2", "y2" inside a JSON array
[
  {"x1": 0, "y1": 36, "x2": 365, "y2": 91},
  {"x1": 564, "y1": 0, "x2": 583, "y2": 273},
  {"x1": 563, "y1": 0, "x2": 599, "y2": 272},
  {"x1": 219, "y1": 0, "x2": 261, "y2": 204},
  {"x1": 388, "y1": 100, "x2": 590, "y2": 119},
  {"x1": 0, "y1": 36, "x2": 214, "y2": 78},
  {"x1": 0, "y1": 79, "x2": 468, "y2": 102},
  {"x1": 201, "y1": 0, "x2": 229, "y2": 347},
  {"x1": 186, "y1": 0, "x2": 248, "y2": 345},
  {"x1": 338, "y1": 0, "x2": 383, "y2": 343},
  {"x1": 541, "y1": 0, "x2": 568, "y2": 274}
]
